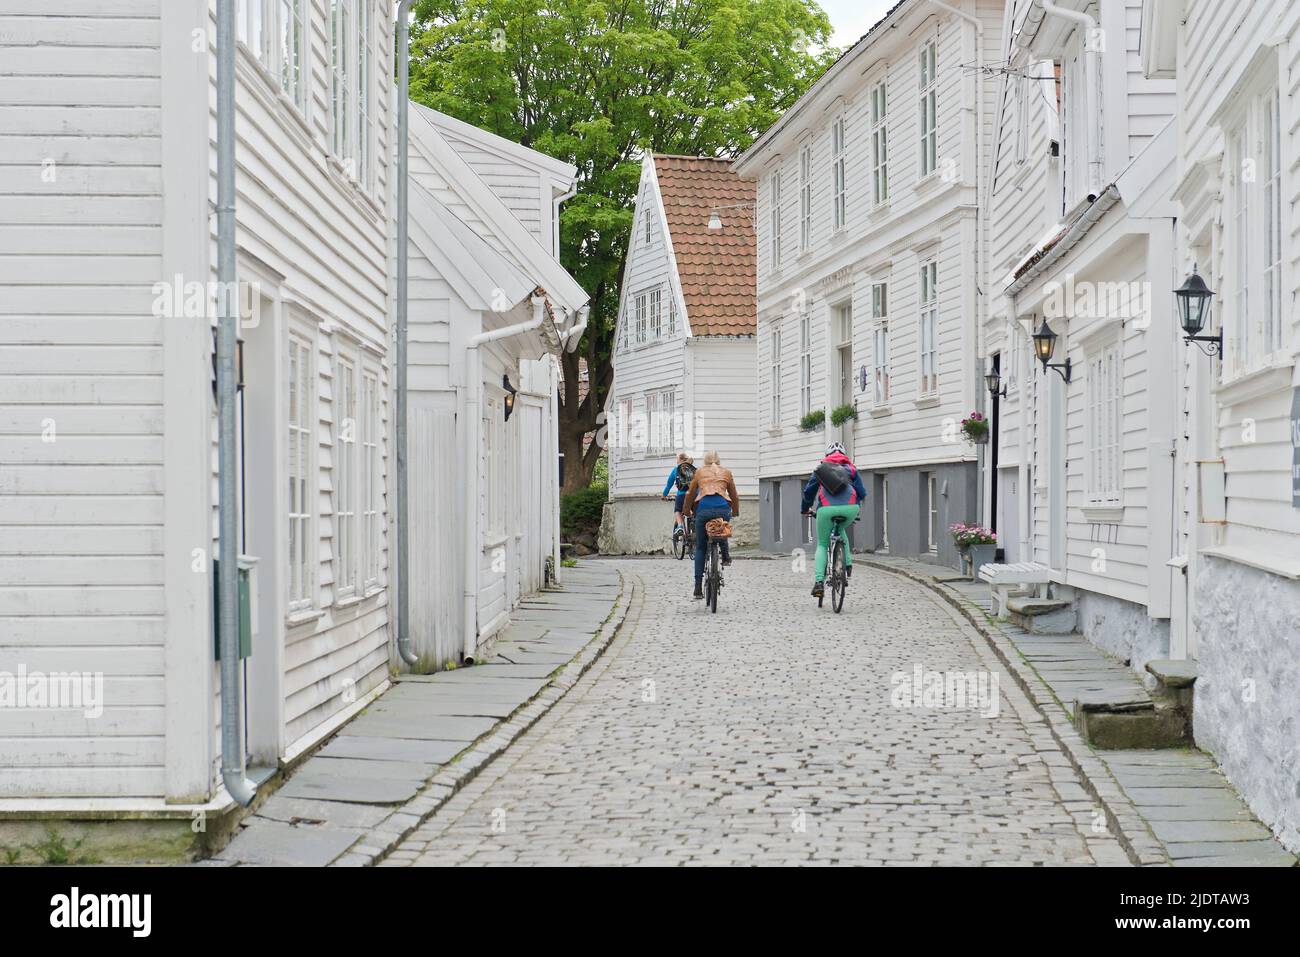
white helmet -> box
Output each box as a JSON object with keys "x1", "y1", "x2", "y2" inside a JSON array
[{"x1": 825, "y1": 442, "x2": 846, "y2": 457}]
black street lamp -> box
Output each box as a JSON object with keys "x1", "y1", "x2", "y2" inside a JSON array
[
  {"x1": 1031, "y1": 318, "x2": 1072, "y2": 383},
  {"x1": 1175, "y1": 266, "x2": 1221, "y2": 357},
  {"x1": 985, "y1": 368, "x2": 1006, "y2": 398}
]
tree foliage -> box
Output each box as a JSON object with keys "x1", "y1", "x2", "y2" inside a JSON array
[{"x1": 409, "y1": 0, "x2": 837, "y2": 491}]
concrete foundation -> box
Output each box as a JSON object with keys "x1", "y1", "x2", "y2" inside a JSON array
[
  {"x1": 1193, "y1": 555, "x2": 1300, "y2": 854},
  {"x1": 758, "y1": 461, "x2": 976, "y2": 569},
  {"x1": 599, "y1": 494, "x2": 759, "y2": 555},
  {"x1": 1075, "y1": 589, "x2": 1170, "y2": 673}
]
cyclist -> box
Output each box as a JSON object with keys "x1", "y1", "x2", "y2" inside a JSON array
[
  {"x1": 681, "y1": 450, "x2": 739, "y2": 599},
  {"x1": 660, "y1": 453, "x2": 696, "y2": 535},
  {"x1": 800, "y1": 442, "x2": 867, "y2": 599}
]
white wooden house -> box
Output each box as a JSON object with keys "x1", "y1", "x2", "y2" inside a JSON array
[
  {"x1": 0, "y1": 0, "x2": 397, "y2": 811},
  {"x1": 401, "y1": 104, "x2": 588, "y2": 665},
  {"x1": 983, "y1": 0, "x2": 1180, "y2": 668},
  {"x1": 733, "y1": 0, "x2": 1003, "y2": 568},
  {"x1": 1142, "y1": 0, "x2": 1300, "y2": 854},
  {"x1": 601, "y1": 155, "x2": 758, "y2": 553}
]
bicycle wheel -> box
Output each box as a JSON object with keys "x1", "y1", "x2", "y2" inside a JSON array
[
  {"x1": 672, "y1": 526, "x2": 686, "y2": 560},
  {"x1": 709, "y1": 542, "x2": 720, "y2": 614},
  {"x1": 831, "y1": 536, "x2": 847, "y2": 613}
]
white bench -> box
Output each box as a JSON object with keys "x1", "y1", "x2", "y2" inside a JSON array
[{"x1": 978, "y1": 562, "x2": 1052, "y2": 618}]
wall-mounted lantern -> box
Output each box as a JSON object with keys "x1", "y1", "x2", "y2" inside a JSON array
[
  {"x1": 985, "y1": 368, "x2": 1007, "y2": 398},
  {"x1": 502, "y1": 374, "x2": 517, "y2": 421},
  {"x1": 706, "y1": 202, "x2": 754, "y2": 231},
  {"x1": 1032, "y1": 318, "x2": 1072, "y2": 383},
  {"x1": 1175, "y1": 266, "x2": 1221, "y2": 357}
]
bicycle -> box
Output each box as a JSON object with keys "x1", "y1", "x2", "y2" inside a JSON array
[
  {"x1": 704, "y1": 530, "x2": 724, "y2": 613},
  {"x1": 823, "y1": 516, "x2": 849, "y2": 613},
  {"x1": 671, "y1": 521, "x2": 693, "y2": 560}
]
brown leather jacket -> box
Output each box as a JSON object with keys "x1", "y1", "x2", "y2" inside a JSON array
[{"x1": 682, "y1": 465, "x2": 740, "y2": 516}]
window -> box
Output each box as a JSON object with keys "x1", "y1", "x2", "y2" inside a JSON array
[
  {"x1": 799, "y1": 143, "x2": 812, "y2": 252},
  {"x1": 918, "y1": 260, "x2": 938, "y2": 394},
  {"x1": 770, "y1": 171, "x2": 783, "y2": 270},
  {"x1": 1086, "y1": 340, "x2": 1122, "y2": 506},
  {"x1": 616, "y1": 398, "x2": 634, "y2": 456},
  {"x1": 239, "y1": 1, "x2": 307, "y2": 109},
  {"x1": 926, "y1": 473, "x2": 938, "y2": 552},
  {"x1": 335, "y1": 353, "x2": 358, "y2": 599},
  {"x1": 769, "y1": 321, "x2": 783, "y2": 426},
  {"x1": 1061, "y1": 51, "x2": 1086, "y2": 209},
  {"x1": 361, "y1": 367, "x2": 380, "y2": 590},
  {"x1": 1224, "y1": 81, "x2": 1284, "y2": 377},
  {"x1": 644, "y1": 204, "x2": 655, "y2": 245},
  {"x1": 919, "y1": 41, "x2": 938, "y2": 177},
  {"x1": 1013, "y1": 71, "x2": 1030, "y2": 164},
  {"x1": 649, "y1": 287, "x2": 663, "y2": 340},
  {"x1": 634, "y1": 292, "x2": 648, "y2": 345},
  {"x1": 647, "y1": 389, "x2": 677, "y2": 454},
  {"x1": 287, "y1": 331, "x2": 315, "y2": 613},
  {"x1": 667, "y1": 294, "x2": 678, "y2": 336},
  {"x1": 871, "y1": 79, "x2": 889, "y2": 204},
  {"x1": 871, "y1": 283, "x2": 890, "y2": 405},
  {"x1": 831, "y1": 115, "x2": 847, "y2": 229},
  {"x1": 799, "y1": 312, "x2": 813, "y2": 416},
  {"x1": 331, "y1": 1, "x2": 374, "y2": 185}
]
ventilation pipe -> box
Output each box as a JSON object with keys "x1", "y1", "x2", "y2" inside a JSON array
[
  {"x1": 215, "y1": 0, "x2": 256, "y2": 808},
  {"x1": 394, "y1": 0, "x2": 418, "y2": 667},
  {"x1": 462, "y1": 297, "x2": 548, "y2": 664}
]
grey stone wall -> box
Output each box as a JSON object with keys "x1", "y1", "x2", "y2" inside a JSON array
[
  {"x1": 1193, "y1": 555, "x2": 1300, "y2": 853},
  {"x1": 599, "y1": 494, "x2": 759, "y2": 555},
  {"x1": 759, "y1": 461, "x2": 976, "y2": 569},
  {"x1": 1076, "y1": 590, "x2": 1169, "y2": 672}
]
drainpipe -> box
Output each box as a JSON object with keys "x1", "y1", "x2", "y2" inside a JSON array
[
  {"x1": 563, "y1": 305, "x2": 590, "y2": 352},
  {"x1": 1041, "y1": 0, "x2": 1104, "y2": 199},
  {"x1": 394, "y1": 0, "x2": 418, "y2": 666},
  {"x1": 462, "y1": 297, "x2": 548, "y2": 663},
  {"x1": 215, "y1": 0, "x2": 256, "y2": 808},
  {"x1": 927, "y1": 0, "x2": 985, "y2": 527}
]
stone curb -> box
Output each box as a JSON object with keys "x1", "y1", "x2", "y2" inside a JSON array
[
  {"x1": 326, "y1": 569, "x2": 638, "y2": 867},
  {"x1": 858, "y1": 558, "x2": 1171, "y2": 867}
]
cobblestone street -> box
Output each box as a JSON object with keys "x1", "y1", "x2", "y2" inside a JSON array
[{"x1": 384, "y1": 559, "x2": 1131, "y2": 866}]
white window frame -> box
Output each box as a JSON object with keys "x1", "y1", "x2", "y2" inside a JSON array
[
  {"x1": 647, "y1": 388, "x2": 677, "y2": 455},
  {"x1": 769, "y1": 320, "x2": 783, "y2": 427},
  {"x1": 649, "y1": 287, "x2": 663, "y2": 340},
  {"x1": 799, "y1": 143, "x2": 812, "y2": 252},
  {"x1": 918, "y1": 259, "x2": 939, "y2": 395},
  {"x1": 871, "y1": 282, "x2": 890, "y2": 405},
  {"x1": 667, "y1": 294, "x2": 678, "y2": 336},
  {"x1": 770, "y1": 170, "x2": 783, "y2": 270},
  {"x1": 644, "y1": 202, "x2": 655, "y2": 245},
  {"x1": 634, "y1": 291, "x2": 648, "y2": 345},
  {"x1": 1222, "y1": 74, "x2": 1285, "y2": 380},
  {"x1": 871, "y1": 78, "x2": 889, "y2": 205},
  {"x1": 330, "y1": 0, "x2": 375, "y2": 188},
  {"x1": 334, "y1": 347, "x2": 359, "y2": 601},
  {"x1": 287, "y1": 325, "x2": 317, "y2": 615},
  {"x1": 831, "y1": 115, "x2": 847, "y2": 229},
  {"x1": 926, "y1": 473, "x2": 938, "y2": 552},
  {"x1": 919, "y1": 40, "x2": 938, "y2": 178},
  {"x1": 799, "y1": 312, "x2": 813, "y2": 417},
  {"x1": 1085, "y1": 336, "x2": 1123, "y2": 508},
  {"x1": 238, "y1": 1, "x2": 308, "y2": 112},
  {"x1": 360, "y1": 363, "x2": 381, "y2": 592}
]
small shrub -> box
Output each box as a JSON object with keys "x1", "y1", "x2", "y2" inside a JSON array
[
  {"x1": 830, "y1": 403, "x2": 857, "y2": 427},
  {"x1": 561, "y1": 482, "x2": 608, "y2": 538},
  {"x1": 799, "y1": 409, "x2": 826, "y2": 432}
]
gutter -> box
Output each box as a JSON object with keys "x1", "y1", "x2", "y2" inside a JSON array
[
  {"x1": 462, "y1": 297, "x2": 548, "y2": 664},
  {"x1": 214, "y1": 0, "x2": 256, "y2": 807},
  {"x1": 394, "y1": 0, "x2": 418, "y2": 666},
  {"x1": 1004, "y1": 185, "x2": 1120, "y2": 299}
]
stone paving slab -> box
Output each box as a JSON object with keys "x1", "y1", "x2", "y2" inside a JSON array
[{"x1": 208, "y1": 560, "x2": 625, "y2": 866}]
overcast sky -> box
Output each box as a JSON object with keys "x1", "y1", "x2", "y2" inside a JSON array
[{"x1": 818, "y1": 0, "x2": 900, "y2": 50}]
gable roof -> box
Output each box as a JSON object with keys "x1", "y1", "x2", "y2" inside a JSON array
[{"x1": 653, "y1": 155, "x2": 755, "y2": 337}]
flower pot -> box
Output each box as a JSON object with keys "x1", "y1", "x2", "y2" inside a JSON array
[
  {"x1": 967, "y1": 543, "x2": 996, "y2": 579},
  {"x1": 967, "y1": 430, "x2": 989, "y2": 445}
]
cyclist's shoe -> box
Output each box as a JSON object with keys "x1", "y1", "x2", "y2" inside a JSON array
[
  {"x1": 692, "y1": 587, "x2": 704, "y2": 600},
  {"x1": 721, "y1": 556, "x2": 732, "y2": 567},
  {"x1": 811, "y1": 581, "x2": 824, "y2": 598},
  {"x1": 845, "y1": 565, "x2": 853, "y2": 578}
]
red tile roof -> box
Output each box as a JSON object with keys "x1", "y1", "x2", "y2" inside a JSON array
[{"x1": 653, "y1": 155, "x2": 756, "y2": 337}]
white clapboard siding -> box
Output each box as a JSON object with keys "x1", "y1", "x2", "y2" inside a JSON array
[{"x1": 687, "y1": 338, "x2": 759, "y2": 493}]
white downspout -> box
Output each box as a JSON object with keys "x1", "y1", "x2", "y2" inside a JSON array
[
  {"x1": 462, "y1": 297, "x2": 548, "y2": 663},
  {"x1": 1041, "y1": 0, "x2": 1104, "y2": 199}
]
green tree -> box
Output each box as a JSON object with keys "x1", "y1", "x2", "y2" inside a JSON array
[{"x1": 409, "y1": 0, "x2": 836, "y2": 493}]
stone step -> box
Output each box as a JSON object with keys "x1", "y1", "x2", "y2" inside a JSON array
[{"x1": 1006, "y1": 596, "x2": 1077, "y2": 634}]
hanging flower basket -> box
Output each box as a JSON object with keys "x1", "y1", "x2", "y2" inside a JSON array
[
  {"x1": 799, "y1": 409, "x2": 826, "y2": 432},
  {"x1": 960, "y1": 411, "x2": 989, "y2": 445}
]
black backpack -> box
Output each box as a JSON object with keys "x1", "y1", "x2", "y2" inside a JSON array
[
  {"x1": 675, "y1": 462, "x2": 696, "y2": 491},
  {"x1": 814, "y1": 461, "x2": 850, "y2": 495}
]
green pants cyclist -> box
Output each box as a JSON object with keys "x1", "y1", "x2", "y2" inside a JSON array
[{"x1": 799, "y1": 442, "x2": 867, "y2": 599}]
